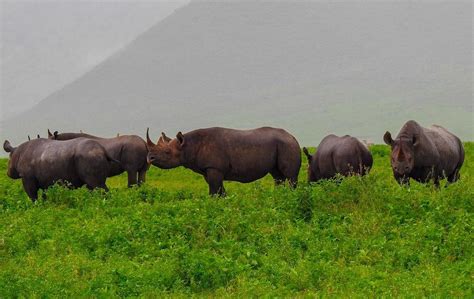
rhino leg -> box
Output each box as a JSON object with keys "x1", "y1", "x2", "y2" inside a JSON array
[
  {"x1": 288, "y1": 176, "x2": 298, "y2": 189},
  {"x1": 138, "y1": 166, "x2": 148, "y2": 185},
  {"x1": 83, "y1": 174, "x2": 108, "y2": 191},
  {"x1": 127, "y1": 170, "x2": 138, "y2": 187},
  {"x1": 86, "y1": 183, "x2": 109, "y2": 192},
  {"x1": 205, "y1": 168, "x2": 226, "y2": 197},
  {"x1": 447, "y1": 168, "x2": 461, "y2": 183},
  {"x1": 276, "y1": 157, "x2": 299, "y2": 189},
  {"x1": 22, "y1": 177, "x2": 39, "y2": 202},
  {"x1": 270, "y1": 169, "x2": 285, "y2": 186}
]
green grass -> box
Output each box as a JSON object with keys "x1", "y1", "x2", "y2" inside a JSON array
[{"x1": 0, "y1": 144, "x2": 472, "y2": 297}]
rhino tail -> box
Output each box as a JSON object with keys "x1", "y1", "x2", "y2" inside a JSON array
[
  {"x1": 102, "y1": 145, "x2": 121, "y2": 165},
  {"x1": 105, "y1": 153, "x2": 121, "y2": 165}
]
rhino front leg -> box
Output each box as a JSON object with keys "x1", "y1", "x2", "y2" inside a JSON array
[
  {"x1": 138, "y1": 164, "x2": 148, "y2": 185},
  {"x1": 22, "y1": 177, "x2": 39, "y2": 202},
  {"x1": 205, "y1": 168, "x2": 226, "y2": 197},
  {"x1": 127, "y1": 170, "x2": 138, "y2": 187}
]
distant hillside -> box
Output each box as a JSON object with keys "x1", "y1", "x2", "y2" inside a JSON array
[{"x1": 2, "y1": 1, "x2": 471, "y2": 146}]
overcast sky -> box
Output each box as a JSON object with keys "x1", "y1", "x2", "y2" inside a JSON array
[
  {"x1": 0, "y1": 0, "x2": 188, "y2": 120},
  {"x1": 0, "y1": 1, "x2": 471, "y2": 147}
]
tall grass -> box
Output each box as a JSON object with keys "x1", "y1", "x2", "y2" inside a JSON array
[{"x1": 0, "y1": 144, "x2": 472, "y2": 297}]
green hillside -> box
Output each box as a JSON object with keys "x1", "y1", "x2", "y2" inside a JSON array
[{"x1": 0, "y1": 144, "x2": 472, "y2": 297}]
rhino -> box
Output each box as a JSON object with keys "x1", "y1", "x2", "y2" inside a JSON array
[
  {"x1": 383, "y1": 120, "x2": 464, "y2": 186},
  {"x1": 303, "y1": 134, "x2": 373, "y2": 182},
  {"x1": 3, "y1": 138, "x2": 118, "y2": 201},
  {"x1": 48, "y1": 129, "x2": 148, "y2": 186},
  {"x1": 146, "y1": 127, "x2": 301, "y2": 196}
]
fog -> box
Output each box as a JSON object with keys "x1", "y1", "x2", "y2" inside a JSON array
[
  {"x1": 1, "y1": 0, "x2": 188, "y2": 119},
  {"x1": 1, "y1": 1, "x2": 472, "y2": 149}
]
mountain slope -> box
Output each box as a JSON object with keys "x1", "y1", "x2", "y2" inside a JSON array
[{"x1": 2, "y1": 1, "x2": 472, "y2": 146}]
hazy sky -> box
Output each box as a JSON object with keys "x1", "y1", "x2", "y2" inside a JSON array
[
  {"x1": 0, "y1": 0, "x2": 188, "y2": 120},
  {"x1": 0, "y1": 1, "x2": 471, "y2": 148}
]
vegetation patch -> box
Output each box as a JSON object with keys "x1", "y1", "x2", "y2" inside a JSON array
[{"x1": 0, "y1": 144, "x2": 472, "y2": 296}]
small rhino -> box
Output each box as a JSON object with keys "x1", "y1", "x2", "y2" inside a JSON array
[{"x1": 303, "y1": 134, "x2": 373, "y2": 182}]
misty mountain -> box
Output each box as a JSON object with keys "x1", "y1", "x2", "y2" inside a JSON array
[
  {"x1": 1, "y1": 1, "x2": 187, "y2": 119},
  {"x1": 2, "y1": 1, "x2": 472, "y2": 147}
]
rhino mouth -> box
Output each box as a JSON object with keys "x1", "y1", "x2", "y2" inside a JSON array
[
  {"x1": 146, "y1": 154, "x2": 155, "y2": 165},
  {"x1": 397, "y1": 176, "x2": 410, "y2": 185}
]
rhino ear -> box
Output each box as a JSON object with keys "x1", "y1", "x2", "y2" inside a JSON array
[
  {"x1": 176, "y1": 132, "x2": 185, "y2": 147},
  {"x1": 48, "y1": 129, "x2": 53, "y2": 138},
  {"x1": 161, "y1": 132, "x2": 172, "y2": 143},
  {"x1": 383, "y1": 131, "x2": 393, "y2": 146},
  {"x1": 3, "y1": 140, "x2": 14, "y2": 153},
  {"x1": 302, "y1": 147, "x2": 312, "y2": 161},
  {"x1": 37, "y1": 134, "x2": 40, "y2": 139},
  {"x1": 146, "y1": 128, "x2": 155, "y2": 146}
]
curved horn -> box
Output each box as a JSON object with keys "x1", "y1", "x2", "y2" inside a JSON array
[
  {"x1": 28, "y1": 135, "x2": 31, "y2": 141},
  {"x1": 146, "y1": 128, "x2": 155, "y2": 146},
  {"x1": 48, "y1": 129, "x2": 53, "y2": 138}
]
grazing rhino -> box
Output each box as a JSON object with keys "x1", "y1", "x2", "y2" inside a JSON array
[
  {"x1": 3, "y1": 138, "x2": 118, "y2": 201},
  {"x1": 383, "y1": 120, "x2": 464, "y2": 186},
  {"x1": 146, "y1": 127, "x2": 301, "y2": 196},
  {"x1": 302, "y1": 134, "x2": 373, "y2": 182},
  {"x1": 48, "y1": 129, "x2": 148, "y2": 186}
]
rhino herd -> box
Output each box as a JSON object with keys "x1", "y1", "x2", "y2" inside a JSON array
[{"x1": 3, "y1": 120, "x2": 465, "y2": 201}]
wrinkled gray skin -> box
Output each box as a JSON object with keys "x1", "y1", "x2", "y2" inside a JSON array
[
  {"x1": 383, "y1": 120, "x2": 464, "y2": 186},
  {"x1": 3, "y1": 138, "x2": 116, "y2": 201},
  {"x1": 303, "y1": 135, "x2": 373, "y2": 182},
  {"x1": 48, "y1": 130, "x2": 148, "y2": 187},
  {"x1": 146, "y1": 127, "x2": 301, "y2": 196}
]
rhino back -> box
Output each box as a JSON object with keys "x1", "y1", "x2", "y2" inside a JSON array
[
  {"x1": 314, "y1": 135, "x2": 370, "y2": 176},
  {"x1": 182, "y1": 127, "x2": 299, "y2": 177},
  {"x1": 15, "y1": 139, "x2": 79, "y2": 187},
  {"x1": 423, "y1": 125, "x2": 464, "y2": 173},
  {"x1": 96, "y1": 135, "x2": 147, "y2": 169}
]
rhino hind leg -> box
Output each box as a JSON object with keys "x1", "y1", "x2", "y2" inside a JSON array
[
  {"x1": 447, "y1": 169, "x2": 461, "y2": 183},
  {"x1": 288, "y1": 176, "x2": 298, "y2": 189},
  {"x1": 205, "y1": 168, "x2": 226, "y2": 197},
  {"x1": 82, "y1": 172, "x2": 109, "y2": 191},
  {"x1": 270, "y1": 169, "x2": 285, "y2": 186},
  {"x1": 275, "y1": 156, "x2": 300, "y2": 188},
  {"x1": 85, "y1": 181, "x2": 109, "y2": 192},
  {"x1": 22, "y1": 177, "x2": 39, "y2": 202}
]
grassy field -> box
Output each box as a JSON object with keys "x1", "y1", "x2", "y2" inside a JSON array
[{"x1": 0, "y1": 144, "x2": 472, "y2": 297}]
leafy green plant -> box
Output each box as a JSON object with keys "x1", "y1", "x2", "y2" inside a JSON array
[{"x1": 0, "y1": 143, "x2": 472, "y2": 297}]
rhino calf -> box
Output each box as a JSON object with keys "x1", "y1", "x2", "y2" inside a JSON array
[
  {"x1": 3, "y1": 138, "x2": 117, "y2": 201},
  {"x1": 383, "y1": 120, "x2": 464, "y2": 186},
  {"x1": 48, "y1": 129, "x2": 148, "y2": 187},
  {"x1": 146, "y1": 127, "x2": 301, "y2": 196},
  {"x1": 303, "y1": 134, "x2": 373, "y2": 182}
]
